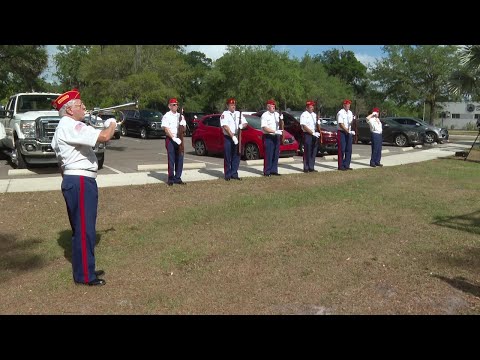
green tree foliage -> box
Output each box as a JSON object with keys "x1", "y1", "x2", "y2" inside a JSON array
[
  {"x1": 299, "y1": 54, "x2": 353, "y2": 117},
  {"x1": 202, "y1": 46, "x2": 305, "y2": 112},
  {"x1": 0, "y1": 45, "x2": 49, "y2": 100},
  {"x1": 182, "y1": 51, "x2": 213, "y2": 111},
  {"x1": 77, "y1": 45, "x2": 191, "y2": 111},
  {"x1": 53, "y1": 45, "x2": 91, "y2": 90},
  {"x1": 370, "y1": 45, "x2": 460, "y2": 123},
  {"x1": 315, "y1": 49, "x2": 367, "y2": 95},
  {"x1": 448, "y1": 45, "x2": 480, "y2": 100}
]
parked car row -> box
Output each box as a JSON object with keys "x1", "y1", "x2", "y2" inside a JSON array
[{"x1": 354, "y1": 116, "x2": 449, "y2": 147}]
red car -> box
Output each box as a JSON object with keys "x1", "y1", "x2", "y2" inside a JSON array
[{"x1": 192, "y1": 114, "x2": 298, "y2": 160}]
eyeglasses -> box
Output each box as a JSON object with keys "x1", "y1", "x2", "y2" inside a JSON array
[{"x1": 71, "y1": 103, "x2": 86, "y2": 110}]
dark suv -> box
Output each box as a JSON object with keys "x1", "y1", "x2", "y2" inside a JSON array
[
  {"x1": 183, "y1": 112, "x2": 206, "y2": 136},
  {"x1": 120, "y1": 109, "x2": 165, "y2": 139},
  {"x1": 386, "y1": 117, "x2": 449, "y2": 144}
]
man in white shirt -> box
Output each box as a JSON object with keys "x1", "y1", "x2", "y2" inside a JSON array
[
  {"x1": 161, "y1": 98, "x2": 187, "y2": 186},
  {"x1": 220, "y1": 97, "x2": 247, "y2": 181},
  {"x1": 261, "y1": 99, "x2": 283, "y2": 176},
  {"x1": 366, "y1": 107, "x2": 383, "y2": 167},
  {"x1": 51, "y1": 89, "x2": 116, "y2": 286},
  {"x1": 337, "y1": 99, "x2": 355, "y2": 170},
  {"x1": 300, "y1": 100, "x2": 320, "y2": 173}
]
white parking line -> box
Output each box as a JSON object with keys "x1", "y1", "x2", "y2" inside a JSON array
[{"x1": 103, "y1": 165, "x2": 124, "y2": 174}]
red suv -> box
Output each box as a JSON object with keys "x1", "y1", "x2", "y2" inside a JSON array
[
  {"x1": 254, "y1": 110, "x2": 338, "y2": 155},
  {"x1": 192, "y1": 114, "x2": 298, "y2": 160}
]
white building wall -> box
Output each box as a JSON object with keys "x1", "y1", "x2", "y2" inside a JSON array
[{"x1": 437, "y1": 102, "x2": 480, "y2": 129}]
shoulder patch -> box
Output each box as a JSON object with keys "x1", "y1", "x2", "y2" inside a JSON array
[{"x1": 74, "y1": 122, "x2": 85, "y2": 132}]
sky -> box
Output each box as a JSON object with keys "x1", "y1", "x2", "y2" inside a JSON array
[{"x1": 44, "y1": 45, "x2": 384, "y2": 83}]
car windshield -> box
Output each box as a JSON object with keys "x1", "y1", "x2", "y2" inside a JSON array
[
  {"x1": 17, "y1": 94, "x2": 60, "y2": 113},
  {"x1": 140, "y1": 110, "x2": 163, "y2": 120},
  {"x1": 245, "y1": 115, "x2": 261, "y2": 130}
]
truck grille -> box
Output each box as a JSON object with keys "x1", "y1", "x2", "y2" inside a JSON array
[{"x1": 37, "y1": 117, "x2": 60, "y2": 142}]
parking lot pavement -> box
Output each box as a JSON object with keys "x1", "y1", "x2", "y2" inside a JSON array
[{"x1": 0, "y1": 141, "x2": 470, "y2": 193}]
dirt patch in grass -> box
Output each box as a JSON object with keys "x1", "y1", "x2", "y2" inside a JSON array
[{"x1": 0, "y1": 159, "x2": 479, "y2": 314}]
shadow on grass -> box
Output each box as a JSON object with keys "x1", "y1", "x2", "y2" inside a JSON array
[
  {"x1": 57, "y1": 228, "x2": 112, "y2": 263},
  {"x1": 432, "y1": 274, "x2": 480, "y2": 298},
  {"x1": 432, "y1": 209, "x2": 480, "y2": 235},
  {"x1": 0, "y1": 233, "x2": 46, "y2": 283}
]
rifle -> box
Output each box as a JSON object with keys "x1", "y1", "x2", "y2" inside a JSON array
[
  {"x1": 279, "y1": 108, "x2": 285, "y2": 144},
  {"x1": 237, "y1": 110, "x2": 242, "y2": 156},
  {"x1": 353, "y1": 99, "x2": 358, "y2": 144},
  {"x1": 178, "y1": 105, "x2": 185, "y2": 154},
  {"x1": 316, "y1": 99, "x2": 323, "y2": 145}
]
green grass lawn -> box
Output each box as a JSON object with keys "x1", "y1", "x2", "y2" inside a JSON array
[{"x1": 0, "y1": 157, "x2": 479, "y2": 314}]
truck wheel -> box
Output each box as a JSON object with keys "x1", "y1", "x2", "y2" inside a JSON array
[
  {"x1": 97, "y1": 154, "x2": 104, "y2": 170},
  {"x1": 13, "y1": 139, "x2": 27, "y2": 169}
]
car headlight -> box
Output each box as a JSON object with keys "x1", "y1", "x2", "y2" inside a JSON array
[{"x1": 21, "y1": 120, "x2": 36, "y2": 138}]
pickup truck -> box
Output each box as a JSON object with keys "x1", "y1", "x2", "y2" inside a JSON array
[{"x1": 0, "y1": 92, "x2": 105, "y2": 169}]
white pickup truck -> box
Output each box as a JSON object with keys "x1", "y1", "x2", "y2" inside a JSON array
[{"x1": 0, "y1": 92, "x2": 105, "y2": 169}]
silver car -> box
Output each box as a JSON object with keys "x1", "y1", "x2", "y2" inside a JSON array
[{"x1": 386, "y1": 117, "x2": 449, "y2": 144}]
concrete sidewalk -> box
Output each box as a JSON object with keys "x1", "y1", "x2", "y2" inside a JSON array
[{"x1": 0, "y1": 143, "x2": 468, "y2": 193}]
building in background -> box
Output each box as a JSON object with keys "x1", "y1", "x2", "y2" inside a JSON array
[{"x1": 437, "y1": 102, "x2": 480, "y2": 130}]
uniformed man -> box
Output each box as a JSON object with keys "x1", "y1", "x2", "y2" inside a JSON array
[
  {"x1": 260, "y1": 99, "x2": 283, "y2": 176},
  {"x1": 337, "y1": 99, "x2": 355, "y2": 171},
  {"x1": 220, "y1": 97, "x2": 247, "y2": 181},
  {"x1": 51, "y1": 89, "x2": 117, "y2": 286},
  {"x1": 300, "y1": 100, "x2": 320, "y2": 173},
  {"x1": 366, "y1": 107, "x2": 383, "y2": 167},
  {"x1": 161, "y1": 98, "x2": 187, "y2": 186}
]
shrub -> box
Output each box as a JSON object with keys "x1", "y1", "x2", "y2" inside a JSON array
[{"x1": 465, "y1": 122, "x2": 476, "y2": 131}]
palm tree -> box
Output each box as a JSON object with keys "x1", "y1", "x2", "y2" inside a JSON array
[{"x1": 448, "y1": 45, "x2": 480, "y2": 98}]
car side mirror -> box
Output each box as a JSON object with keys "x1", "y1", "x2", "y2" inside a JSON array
[{"x1": 415, "y1": 123, "x2": 420, "y2": 126}]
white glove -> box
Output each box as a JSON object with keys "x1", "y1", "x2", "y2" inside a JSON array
[
  {"x1": 232, "y1": 135, "x2": 238, "y2": 145},
  {"x1": 313, "y1": 132, "x2": 320, "y2": 138},
  {"x1": 275, "y1": 130, "x2": 283, "y2": 135},
  {"x1": 172, "y1": 137, "x2": 182, "y2": 145},
  {"x1": 317, "y1": 120, "x2": 322, "y2": 125},
  {"x1": 104, "y1": 118, "x2": 117, "y2": 128},
  {"x1": 279, "y1": 114, "x2": 284, "y2": 120},
  {"x1": 349, "y1": 130, "x2": 356, "y2": 136},
  {"x1": 179, "y1": 119, "x2": 186, "y2": 126}
]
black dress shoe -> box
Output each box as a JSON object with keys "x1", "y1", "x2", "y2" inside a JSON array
[
  {"x1": 271, "y1": 172, "x2": 281, "y2": 176},
  {"x1": 346, "y1": 168, "x2": 353, "y2": 170},
  {"x1": 225, "y1": 178, "x2": 231, "y2": 181},
  {"x1": 376, "y1": 163, "x2": 384, "y2": 167},
  {"x1": 309, "y1": 169, "x2": 318, "y2": 172},
  {"x1": 167, "y1": 181, "x2": 174, "y2": 186},
  {"x1": 338, "y1": 168, "x2": 346, "y2": 171},
  {"x1": 370, "y1": 164, "x2": 376, "y2": 168},
  {"x1": 264, "y1": 174, "x2": 271, "y2": 177},
  {"x1": 177, "y1": 180, "x2": 187, "y2": 185},
  {"x1": 95, "y1": 270, "x2": 105, "y2": 277},
  {"x1": 232, "y1": 177, "x2": 242, "y2": 180},
  {"x1": 303, "y1": 170, "x2": 309, "y2": 173},
  {"x1": 75, "y1": 278, "x2": 106, "y2": 286}
]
